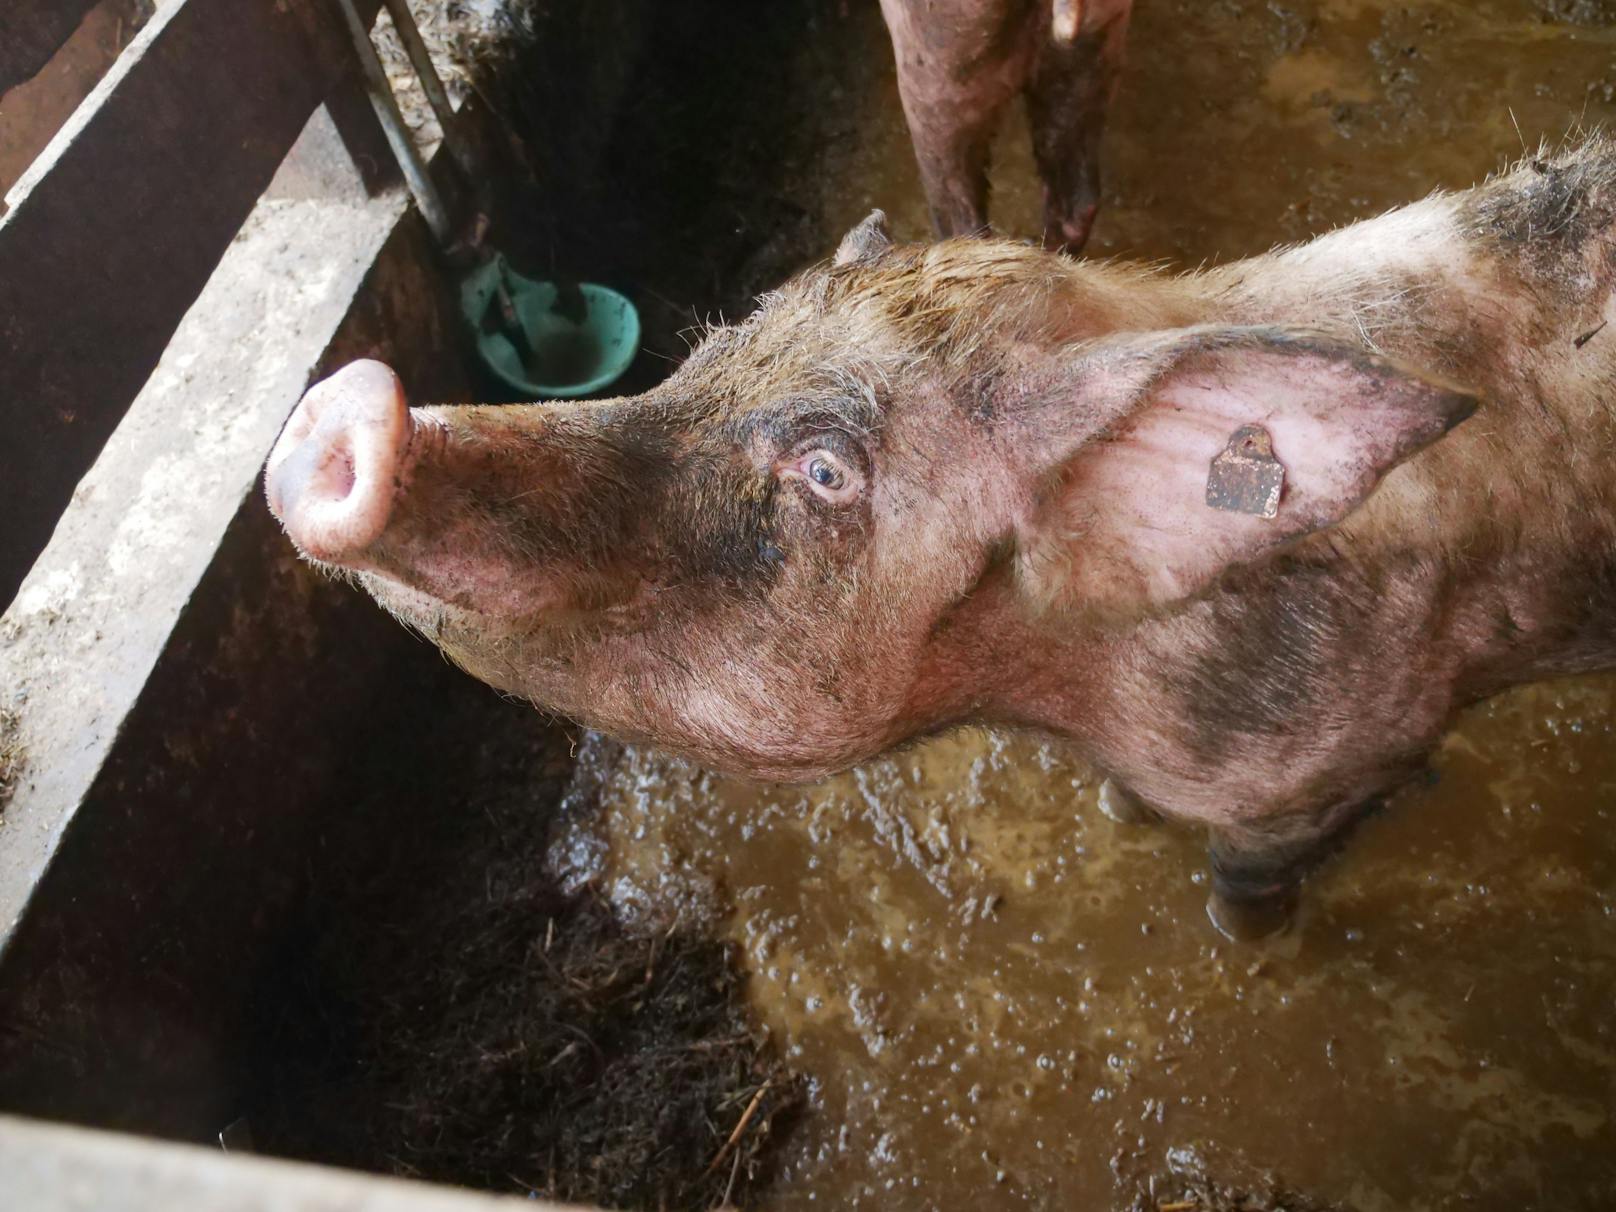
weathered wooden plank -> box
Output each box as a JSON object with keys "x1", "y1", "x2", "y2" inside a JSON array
[
  {"x1": 0, "y1": 0, "x2": 380, "y2": 611},
  {"x1": 0, "y1": 0, "x2": 105, "y2": 95}
]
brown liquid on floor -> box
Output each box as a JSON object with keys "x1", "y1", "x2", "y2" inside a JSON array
[
  {"x1": 529, "y1": 325, "x2": 603, "y2": 387},
  {"x1": 559, "y1": 2, "x2": 1616, "y2": 1207}
]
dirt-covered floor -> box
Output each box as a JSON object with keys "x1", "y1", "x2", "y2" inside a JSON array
[{"x1": 257, "y1": 1, "x2": 1616, "y2": 1209}]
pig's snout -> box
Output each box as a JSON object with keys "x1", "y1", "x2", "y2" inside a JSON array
[{"x1": 266, "y1": 359, "x2": 414, "y2": 565}]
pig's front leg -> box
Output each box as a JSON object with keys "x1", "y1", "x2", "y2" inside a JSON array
[
  {"x1": 905, "y1": 102, "x2": 999, "y2": 240},
  {"x1": 1204, "y1": 800, "x2": 1379, "y2": 942},
  {"x1": 1027, "y1": 1, "x2": 1132, "y2": 252}
]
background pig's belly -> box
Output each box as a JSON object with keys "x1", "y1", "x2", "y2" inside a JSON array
[{"x1": 556, "y1": 0, "x2": 1616, "y2": 1207}]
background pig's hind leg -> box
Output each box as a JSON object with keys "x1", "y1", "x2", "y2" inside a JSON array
[
  {"x1": 1027, "y1": 13, "x2": 1130, "y2": 253},
  {"x1": 905, "y1": 104, "x2": 1001, "y2": 240},
  {"x1": 881, "y1": 0, "x2": 1034, "y2": 240}
]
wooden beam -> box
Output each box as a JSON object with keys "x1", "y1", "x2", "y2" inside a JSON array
[
  {"x1": 0, "y1": 105, "x2": 491, "y2": 1136},
  {"x1": 0, "y1": 0, "x2": 152, "y2": 197},
  {"x1": 0, "y1": 0, "x2": 380, "y2": 610}
]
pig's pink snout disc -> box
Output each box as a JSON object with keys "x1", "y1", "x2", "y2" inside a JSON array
[{"x1": 266, "y1": 360, "x2": 412, "y2": 565}]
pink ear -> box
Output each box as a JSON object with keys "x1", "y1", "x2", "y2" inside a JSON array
[{"x1": 1015, "y1": 327, "x2": 1477, "y2": 614}]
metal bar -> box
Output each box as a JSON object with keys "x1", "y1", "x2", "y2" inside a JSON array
[
  {"x1": 377, "y1": 0, "x2": 481, "y2": 181},
  {"x1": 335, "y1": 0, "x2": 453, "y2": 245}
]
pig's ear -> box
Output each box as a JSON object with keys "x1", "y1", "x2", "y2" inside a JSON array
[
  {"x1": 1015, "y1": 326, "x2": 1478, "y2": 616},
  {"x1": 834, "y1": 210, "x2": 893, "y2": 267}
]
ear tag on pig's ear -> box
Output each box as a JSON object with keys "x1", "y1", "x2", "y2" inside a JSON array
[{"x1": 1205, "y1": 425, "x2": 1284, "y2": 519}]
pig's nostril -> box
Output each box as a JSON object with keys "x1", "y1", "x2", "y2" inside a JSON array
[
  {"x1": 326, "y1": 447, "x2": 357, "y2": 500},
  {"x1": 310, "y1": 443, "x2": 358, "y2": 507},
  {"x1": 265, "y1": 360, "x2": 411, "y2": 565}
]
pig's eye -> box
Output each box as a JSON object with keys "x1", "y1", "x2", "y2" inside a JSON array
[
  {"x1": 780, "y1": 448, "x2": 862, "y2": 503},
  {"x1": 808, "y1": 457, "x2": 843, "y2": 489}
]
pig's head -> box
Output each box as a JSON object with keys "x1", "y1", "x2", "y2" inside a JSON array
[{"x1": 266, "y1": 213, "x2": 1475, "y2": 780}]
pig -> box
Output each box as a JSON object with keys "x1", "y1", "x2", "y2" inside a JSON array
[
  {"x1": 266, "y1": 138, "x2": 1616, "y2": 941},
  {"x1": 878, "y1": 0, "x2": 1134, "y2": 251}
]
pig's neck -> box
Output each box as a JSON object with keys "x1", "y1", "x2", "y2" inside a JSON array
[
  {"x1": 1192, "y1": 192, "x2": 1497, "y2": 380},
  {"x1": 916, "y1": 534, "x2": 1616, "y2": 829}
]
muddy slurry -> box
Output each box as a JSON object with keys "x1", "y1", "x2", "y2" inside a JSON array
[
  {"x1": 549, "y1": 0, "x2": 1616, "y2": 1208},
  {"x1": 557, "y1": 684, "x2": 1616, "y2": 1208}
]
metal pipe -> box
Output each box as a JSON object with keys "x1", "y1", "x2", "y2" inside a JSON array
[
  {"x1": 333, "y1": 0, "x2": 453, "y2": 246},
  {"x1": 377, "y1": 0, "x2": 479, "y2": 182}
]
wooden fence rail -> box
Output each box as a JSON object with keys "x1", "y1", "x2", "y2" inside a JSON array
[{"x1": 0, "y1": 0, "x2": 104, "y2": 95}]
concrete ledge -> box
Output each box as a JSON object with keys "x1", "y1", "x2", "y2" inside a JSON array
[{"x1": 0, "y1": 1114, "x2": 582, "y2": 1212}]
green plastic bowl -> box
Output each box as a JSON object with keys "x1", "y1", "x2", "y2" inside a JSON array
[{"x1": 462, "y1": 256, "x2": 641, "y2": 399}]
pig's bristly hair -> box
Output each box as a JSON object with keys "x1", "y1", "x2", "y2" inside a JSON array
[
  {"x1": 708, "y1": 128, "x2": 1616, "y2": 408},
  {"x1": 1462, "y1": 129, "x2": 1616, "y2": 284},
  {"x1": 674, "y1": 232, "x2": 1188, "y2": 440}
]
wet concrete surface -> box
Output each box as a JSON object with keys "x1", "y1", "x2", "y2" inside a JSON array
[{"x1": 551, "y1": 1, "x2": 1616, "y2": 1207}]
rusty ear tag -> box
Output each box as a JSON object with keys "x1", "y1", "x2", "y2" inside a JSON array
[{"x1": 1205, "y1": 425, "x2": 1284, "y2": 519}]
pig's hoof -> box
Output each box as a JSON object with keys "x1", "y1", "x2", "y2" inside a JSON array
[
  {"x1": 1098, "y1": 778, "x2": 1159, "y2": 826},
  {"x1": 1205, "y1": 890, "x2": 1296, "y2": 942}
]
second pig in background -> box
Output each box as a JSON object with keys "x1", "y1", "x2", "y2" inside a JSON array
[{"x1": 877, "y1": 0, "x2": 1134, "y2": 251}]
